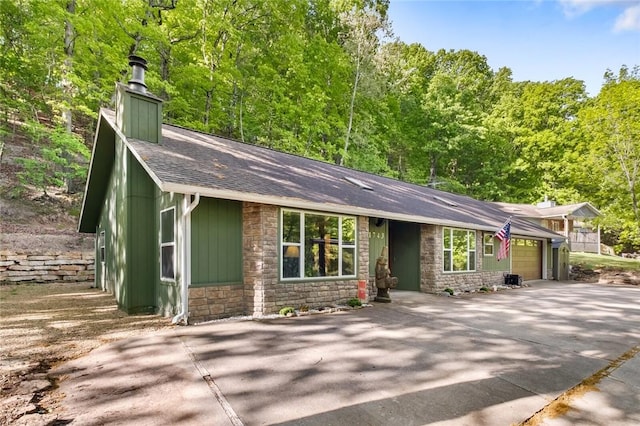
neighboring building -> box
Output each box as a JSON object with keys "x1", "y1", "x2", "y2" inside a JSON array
[
  {"x1": 495, "y1": 199, "x2": 601, "y2": 254},
  {"x1": 79, "y1": 57, "x2": 561, "y2": 324}
]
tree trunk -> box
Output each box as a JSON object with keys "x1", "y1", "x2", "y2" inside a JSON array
[
  {"x1": 62, "y1": 0, "x2": 75, "y2": 133},
  {"x1": 341, "y1": 56, "x2": 361, "y2": 166},
  {"x1": 204, "y1": 89, "x2": 212, "y2": 129},
  {"x1": 429, "y1": 154, "x2": 438, "y2": 185}
]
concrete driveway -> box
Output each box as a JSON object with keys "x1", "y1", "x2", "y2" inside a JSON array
[{"x1": 53, "y1": 281, "x2": 640, "y2": 426}]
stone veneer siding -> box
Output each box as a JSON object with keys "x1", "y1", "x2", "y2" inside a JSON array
[
  {"x1": 243, "y1": 202, "x2": 280, "y2": 316},
  {"x1": 188, "y1": 284, "x2": 245, "y2": 323},
  {"x1": 274, "y1": 214, "x2": 370, "y2": 309},
  {"x1": 420, "y1": 224, "x2": 504, "y2": 293},
  {"x1": 242, "y1": 203, "x2": 370, "y2": 317}
]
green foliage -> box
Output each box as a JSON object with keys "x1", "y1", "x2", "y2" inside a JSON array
[
  {"x1": 444, "y1": 288, "x2": 454, "y2": 295},
  {"x1": 577, "y1": 68, "x2": 640, "y2": 251},
  {"x1": 16, "y1": 122, "x2": 90, "y2": 195},
  {"x1": 570, "y1": 252, "x2": 639, "y2": 272},
  {"x1": 279, "y1": 306, "x2": 295, "y2": 316},
  {"x1": 347, "y1": 297, "x2": 362, "y2": 307}
]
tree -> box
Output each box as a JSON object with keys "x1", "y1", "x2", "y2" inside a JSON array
[
  {"x1": 579, "y1": 67, "x2": 640, "y2": 251},
  {"x1": 16, "y1": 121, "x2": 90, "y2": 196},
  {"x1": 337, "y1": 4, "x2": 390, "y2": 166}
]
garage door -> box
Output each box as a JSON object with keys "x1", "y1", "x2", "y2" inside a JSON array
[{"x1": 512, "y1": 238, "x2": 542, "y2": 280}]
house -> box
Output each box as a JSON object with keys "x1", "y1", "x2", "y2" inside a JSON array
[
  {"x1": 79, "y1": 56, "x2": 562, "y2": 324},
  {"x1": 495, "y1": 199, "x2": 601, "y2": 254}
]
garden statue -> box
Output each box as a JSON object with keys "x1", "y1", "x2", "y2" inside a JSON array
[{"x1": 374, "y1": 246, "x2": 398, "y2": 303}]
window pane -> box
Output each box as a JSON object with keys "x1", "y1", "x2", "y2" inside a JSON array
[
  {"x1": 98, "y1": 231, "x2": 105, "y2": 262},
  {"x1": 341, "y1": 247, "x2": 355, "y2": 276},
  {"x1": 469, "y1": 250, "x2": 476, "y2": 270},
  {"x1": 325, "y1": 244, "x2": 339, "y2": 276},
  {"x1": 484, "y1": 234, "x2": 494, "y2": 255},
  {"x1": 453, "y1": 230, "x2": 468, "y2": 271},
  {"x1": 469, "y1": 231, "x2": 476, "y2": 248},
  {"x1": 443, "y1": 229, "x2": 451, "y2": 249},
  {"x1": 444, "y1": 250, "x2": 452, "y2": 271},
  {"x1": 304, "y1": 214, "x2": 339, "y2": 277},
  {"x1": 281, "y1": 211, "x2": 357, "y2": 280},
  {"x1": 282, "y1": 245, "x2": 300, "y2": 278},
  {"x1": 282, "y1": 211, "x2": 300, "y2": 243},
  {"x1": 342, "y1": 218, "x2": 355, "y2": 245},
  {"x1": 161, "y1": 209, "x2": 174, "y2": 243},
  {"x1": 161, "y1": 245, "x2": 174, "y2": 279}
]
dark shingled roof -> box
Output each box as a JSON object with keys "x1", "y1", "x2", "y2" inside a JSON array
[
  {"x1": 98, "y1": 109, "x2": 560, "y2": 239},
  {"x1": 494, "y1": 201, "x2": 601, "y2": 219}
]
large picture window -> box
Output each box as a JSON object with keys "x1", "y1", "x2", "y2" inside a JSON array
[
  {"x1": 160, "y1": 207, "x2": 175, "y2": 281},
  {"x1": 281, "y1": 210, "x2": 357, "y2": 280},
  {"x1": 443, "y1": 228, "x2": 476, "y2": 272}
]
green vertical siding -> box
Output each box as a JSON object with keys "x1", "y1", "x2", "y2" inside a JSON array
[
  {"x1": 369, "y1": 218, "x2": 388, "y2": 277},
  {"x1": 128, "y1": 96, "x2": 160, "y2": 143},
  {"x1": 191, "y1": 198, "x2": 243, "y2": 286},
  {"x1": 95, "y1": 135, "x2": 127, "y2": 308},
  {"x1": 125, "y1": 152, "x2": 155, "y2": 312},
  {"x1": 117, "y1": 85, "x2": 162, "y2": 144},
  {"x1": 94, "y1": 137, "x2": 158, "y2": 313},
  {"x1": 482, "y1": 234, "x2": 510, "y2": 272}
]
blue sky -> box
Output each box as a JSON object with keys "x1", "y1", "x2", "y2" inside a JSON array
[{"x1": 387, "y1": 0, "x2": 640, "y2": 96}]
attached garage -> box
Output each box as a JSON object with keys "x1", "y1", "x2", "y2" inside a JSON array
[{"x1": 512, "y1": 238, "x2": 542, "y2": 280}]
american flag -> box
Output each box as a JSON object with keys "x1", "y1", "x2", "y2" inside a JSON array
[{"x1": 494, "y1": 218, "x2": 511, "y2": 261}]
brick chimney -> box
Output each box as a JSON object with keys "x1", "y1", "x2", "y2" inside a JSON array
[{"x1": 115, "y1": 55, "x2": 163, "y2": 143}]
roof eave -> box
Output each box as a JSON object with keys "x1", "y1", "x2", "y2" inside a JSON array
[{"x1": 160, "y1": 182, "x2": 558, "y2": 239}]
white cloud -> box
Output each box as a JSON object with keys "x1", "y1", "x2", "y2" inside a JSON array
[
  {"x1": 558, "y1": 0, "x2": 640, "y2": 32},
  {"x1": 558, "y1": 0, "x2": 615, "y2": 17},
  {"x1": 614, "y1": 3, "x2": 640, "y2": 31}
]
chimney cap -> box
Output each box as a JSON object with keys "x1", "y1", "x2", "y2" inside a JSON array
[
  {"x1": 128, "y1": 55, "x2": 148, "y2": 69},
  {"x1": 128, "y1": 55, "x2": 148, "y2": 93}
]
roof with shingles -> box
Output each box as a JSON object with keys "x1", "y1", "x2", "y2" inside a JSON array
[
  {"x1": 494, "y1": 201, "x2": 601, "y2": 219},
  {"x1": 88, "y1": 109, "x2": 561, "y2": 239}
]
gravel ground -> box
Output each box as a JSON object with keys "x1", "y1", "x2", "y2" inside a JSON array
[{"x1": 0, "y1": 282, "x2": 173, "y2": 426}]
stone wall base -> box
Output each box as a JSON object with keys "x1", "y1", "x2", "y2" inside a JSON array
[
  {"x1": 422, "y1": 271, "x2": 506, "y2": 294},
  {"x1": 188, "y1": 284, "x2": 245, "y2": 323}
]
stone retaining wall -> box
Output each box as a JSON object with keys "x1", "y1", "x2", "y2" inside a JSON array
[{"x1": 0, "y1": 251, "x2": 95, "y2": 284}]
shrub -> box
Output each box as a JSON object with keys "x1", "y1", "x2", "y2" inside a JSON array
[
  {"x1": 444, "y1": 288, "x2": 454, "y2": 295},
  {"x1": 347, "y1": 297, "x2": 362, "y2": 307},
  {"x1": 279, "y1": 306, "x2": 295, "y2": 316}
]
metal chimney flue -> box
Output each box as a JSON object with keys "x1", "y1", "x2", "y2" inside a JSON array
[{"x1": 128, "y1": 55, "x2": 148, "y2": 93}]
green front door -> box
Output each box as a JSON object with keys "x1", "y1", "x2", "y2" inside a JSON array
[{"x1": 389, "y1": 221, "x2": 421, "y2": 291}]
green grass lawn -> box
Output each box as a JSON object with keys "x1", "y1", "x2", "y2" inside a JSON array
[{"x1": 570, "y1": 252, "x2": 640, "y2": 271}]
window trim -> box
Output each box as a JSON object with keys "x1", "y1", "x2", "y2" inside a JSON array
[
  {"x1": 160, "y1": 207, "x2": 176, "y2": 282},
  {"x1": 98, "y1": 230, "x2": 106, "y2": 264},
  {"x1": 442, "y1": 227, "x2": 477, "y2": 273},
  {"x1": 280, "y1": 209, "x2": 357, "y2": 281}
]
